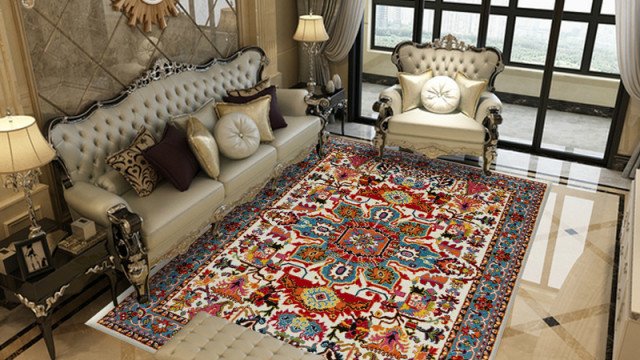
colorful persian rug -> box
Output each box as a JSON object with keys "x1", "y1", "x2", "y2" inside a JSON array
[{"x1": 91, "y1": 138, "x2": 547, "y2": 359}]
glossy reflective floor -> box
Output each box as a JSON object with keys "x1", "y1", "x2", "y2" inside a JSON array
[{"x1": 0, "y1": 135, "x2": 627, "y2": 360}]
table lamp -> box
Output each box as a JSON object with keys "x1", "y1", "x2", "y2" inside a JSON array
[
  {"x1": 293, "y1": 12, "x2": 329, "y2": 93},
  {"x1": 0, "y1": 112, "x2": 56, "y2": 238}
]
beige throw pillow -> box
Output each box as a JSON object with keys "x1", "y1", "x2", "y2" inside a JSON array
[
  {"x1": 172, "y1": 99, "x2": 217, "y2": 133},
  {"x1": 455, "y1": 72, "x2": 487, "y2": 118},
  {"x1": 398, "y1": 70, "x2": 433, "y2": 112},
  {"x1": 227, "y1": 78, "x2": 271, "y2": 97},
  {"x1": 187, "y1": 117, "x2": 220, "y2": 180},
  {"x1": 214, "y1": 95, "x2": 274, "y2": 142},
  {"x1": 106, "y1": 127, "x2": 159, "y2": 197}
]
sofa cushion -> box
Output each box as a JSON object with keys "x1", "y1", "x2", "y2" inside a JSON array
[
  {"x1": 224, "y1": 85, "x2": 288, "y2": 130},
  {"x1": 214, "y1": 112, "x2": 261, "y2": 160},
  {"x1": 227, "y1": 78, "x2": 271, "y2": 97},
  {"x1": 421, "y1": 76, "x2": 460, "y2": 114},
  {"x1": 456, "y1": 72, "x2": 487, "y2": 118},
  {"x1": 95, "y1": 169, "x2": 131, "y2": 195},
  {"x1": 270, "y1": 116, "x2": 322, "y2": 163},
  {"x1": 187, "y1": 117, "x2": 220, "y2": 180},
  {"x1": 215, "y1": 96, "x2": 274, "y2": 142},
  {"x1": 144, "y1": 125, "x2": 200, "y2": 192},
  {"x1": 172, "y1": 99, "x2": 217, "y2": 134},
  {"x1": 106, "y1": 127, "x2": 159, "y2": 197},
  {"x1": 388, "y1": 108, "x2": 485, "y2": 143},
  {"x1": 218, "y1": 145, "x2": 277, "y2": 203},
  {"x1": 122, "y1": 175, "x2": 225, "y2": 257},
  {"x1": 398, "y1": 70, "x2": 433, "y2": 112}
]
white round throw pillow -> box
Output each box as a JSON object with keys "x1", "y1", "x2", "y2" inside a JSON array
[
  {"x1": 421, "y1": 76, "x2": 461, "y2": 114},
  {"x1": 213, "y1": 112, "x2": 260, "y2": 160}
]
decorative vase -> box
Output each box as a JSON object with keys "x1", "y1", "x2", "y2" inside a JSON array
[
  {"x1": 325, "y1": 80, "x2": 335, "y2": 94},
  {"x1": 333, "y1": 74, "x2": 342, "y2": 90}
]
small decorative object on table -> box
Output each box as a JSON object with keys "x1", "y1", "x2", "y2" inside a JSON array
[
  {"x1": 58, "y1": 225, "x2": 107, "y2": 256},
  {"x1": 14, "y1": 233, "x2": 54, "y2": 280},
  {"x1": 325, "y1": 80, "x2": 335, "y2": 94},
  {"x1": 0, "y1": 247, "x2": 17, "y2": 275},
  {"x1": 70, "y1": 217, "x2": 96, "y2": 240},
  {"x1": 332, "y1": 74, "x2": 342, "y2": 90}
]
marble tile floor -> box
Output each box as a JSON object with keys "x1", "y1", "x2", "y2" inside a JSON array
[{"x1": 0, "y1": 138, "x2": 627, "y2": 360}]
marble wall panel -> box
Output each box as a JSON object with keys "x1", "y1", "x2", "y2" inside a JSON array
[{"x1": 20, "y1": 0, "x2": 238, "y2": 121}]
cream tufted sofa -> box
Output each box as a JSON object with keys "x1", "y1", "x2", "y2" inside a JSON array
[
  {"x1": 373, "y1": 35, "x2": 505, "y2": 174},
  {"x1": 48, "y1": 47, "x2": 323, "y2": 301}
]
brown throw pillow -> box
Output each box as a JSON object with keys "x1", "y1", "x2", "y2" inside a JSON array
[
  {"x1": 227, "y1": 78, "x2": 271, "y2": 97},
  {"x1": 223, "y1": 86, "x2": 288, "y2": 130},
  {"x1": 143, "y1": 124, "x2": 200, "y2": 192},
  {"x1": 106, "y1": 127, "x2": 159, "y2": 197}
]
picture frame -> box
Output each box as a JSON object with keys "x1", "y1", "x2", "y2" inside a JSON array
[{"x1": 14, "y1": 233, "x2": 54, "y2": 280}]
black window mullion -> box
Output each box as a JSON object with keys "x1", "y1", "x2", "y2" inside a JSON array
[
  {"x1": 501, "y1": 0, "x2": 518, "y2": 63},
  {"x1": 532, "y1": 0, "x2": 565, "y2": 149},
  {"x1": 433, "y1": 0, "x2": 443, "y2": 40},
  {"x1": 413, "y1": 0, "x2": 426, "y2": 43},
  {"x1": 477, "y1": 0, "x2": 490, "y2": 47},
  {"x1": 581, "y1": 0, "x2": 604, "y2": 73}
]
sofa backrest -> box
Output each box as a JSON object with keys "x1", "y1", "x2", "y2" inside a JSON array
[
  {"x1": 48, "y1": 47, "x2": 267, "y2": 185},
  {"x1": 392, "y1": 34, "x2": 504, "y2": 90}
]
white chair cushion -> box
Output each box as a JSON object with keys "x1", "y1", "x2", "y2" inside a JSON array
[
  {"x1": 214, "y1": 112, "x2": 261, "y2": 160},
  {"x1": 388, "y1": 108, "x2": 486, "y2": 143},
  {"x1": 421, "y1": 76, "x2": 460, "y2": 114},
  {"x1": 218, "y1": 145, "x2": 277, "y2": 204}
]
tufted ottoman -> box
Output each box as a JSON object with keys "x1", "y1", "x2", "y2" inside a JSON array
[{"x1": 155, "y1": 312, "x2": 323, "y2": 360}]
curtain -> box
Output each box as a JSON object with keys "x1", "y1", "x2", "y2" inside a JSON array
[
  {"x1": 616, "y1": 0, "x2": 640, "y2": 177},
  {"x1": 297, "y1": 0, "x2": 365, "y2": 86}
]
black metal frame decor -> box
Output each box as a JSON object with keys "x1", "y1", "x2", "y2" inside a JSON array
[{"x1": 14, "y1": 233, "x2": 54, "y2": 280}]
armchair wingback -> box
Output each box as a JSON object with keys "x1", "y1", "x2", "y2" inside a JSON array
[{"x1": 374, "y1": 35, "x2": 505, "y2": 174}]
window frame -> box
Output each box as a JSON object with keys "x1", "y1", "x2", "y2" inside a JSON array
[{"x1": 369, "y1": 0, "x2": 618, "y2": 78}]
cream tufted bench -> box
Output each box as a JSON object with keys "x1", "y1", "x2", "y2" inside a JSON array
[
  {"x1": 155, "y1": 312, "x2": 322, "y2": 360},
  {"x1": 48, "y1": 47, "x2": 323, "y2": 302},
  {"x1": 373, "y1": 34, "x2": 505, "y2": 174}
]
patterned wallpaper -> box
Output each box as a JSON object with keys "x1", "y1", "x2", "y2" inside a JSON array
[{"x1": 20, "y1": 0, "x2": 238, "y2": 121}]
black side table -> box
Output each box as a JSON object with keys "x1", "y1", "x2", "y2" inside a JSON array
[
  {"x1": 0, "y1": 221, "x2": 117, "y2": 360},
  {"x1": 294, "y1": 83, "x2": 348, "y2": 156}
]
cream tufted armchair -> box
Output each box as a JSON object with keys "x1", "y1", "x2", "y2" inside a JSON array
[{"x1": 373, "y1": 35, "x2": 505, "y2": 174}]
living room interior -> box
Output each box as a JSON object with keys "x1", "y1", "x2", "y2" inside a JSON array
[{"x1": 0, "y1": 0, "x2": 639, "y2": 359}]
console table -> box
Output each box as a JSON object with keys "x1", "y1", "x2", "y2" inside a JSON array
[
  {"x1": 0, "y1": 223, "x2": 117, "y2": 360},
  {"x1": 614, "y1": 170, "x2": 640, "y2": 359}
]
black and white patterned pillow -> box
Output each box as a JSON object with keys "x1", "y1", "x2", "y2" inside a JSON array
[{"x1": 106, "y1": 128, "x2": 159, "y2": 197}]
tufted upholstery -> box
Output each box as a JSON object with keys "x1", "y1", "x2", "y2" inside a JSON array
[
  {"x1": 49, "y1": 49, "x2": 265, "y2": 186},
  {"x1": 394, "y1": 44, "x2": 502, "y2": 91},
  {"x1": 375, "y1": 36, "x2": 504, "y2": 174},
  {"x1": 155, "y1": 312, "x2": 322, "y2": 360}
]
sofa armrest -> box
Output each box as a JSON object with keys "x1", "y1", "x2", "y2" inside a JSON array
[
  {"x1": 276, "y1": 88, "x2": 310, "y2": 117},
  {"x1": 64, "y1": 181, "x2": 131, "y2": 227},
  {"x1": 475, "y1": 91, "x2": 503, "y2": 123},
  {"x1": 374, "y1": 85, "x2": 402, "y2": 118}
]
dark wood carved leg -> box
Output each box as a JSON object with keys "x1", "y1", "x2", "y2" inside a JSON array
[
  {"x1": 107, "y1": 204, "x2": 149, "y2": 304},
  {"x1": 37, "y1": 314, "x2": 55, "y2": 360},
  {"x1": 482, "y1": 109, "x2": 502, "y2": 175},
  {"x1": 106, "y1": 269, "x2": 118, "y2": 307}
]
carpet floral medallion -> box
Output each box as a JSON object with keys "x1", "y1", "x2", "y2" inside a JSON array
[{"x1": 94, "y1": 139, "x2": 547, "y2": 359}]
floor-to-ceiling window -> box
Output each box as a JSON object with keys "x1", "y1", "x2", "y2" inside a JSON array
[{"x1": 355, "y1": 0, "x2": 626, "y2": 166}]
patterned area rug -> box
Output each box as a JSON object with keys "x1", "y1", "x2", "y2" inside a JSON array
[{"x1": 92, "y1": 139, "x2": 547, "y2": 359}]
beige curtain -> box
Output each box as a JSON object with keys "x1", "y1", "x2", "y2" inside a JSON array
[
  {"x1": 617, "y1": 0, "x2": 640, "y2": 177},
  {"x1": 297, "y1": 0, "x2": 365, "y2": 86}
]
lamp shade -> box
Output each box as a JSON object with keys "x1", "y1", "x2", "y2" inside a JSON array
[
  {"x1": 0, "y1": 115, "x2": 55, "y2": 174},
  {"x1": 293, "y1": 14, "x2": 329, "y2": 42}
]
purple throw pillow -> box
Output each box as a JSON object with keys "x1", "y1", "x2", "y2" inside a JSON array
[
  {"x1": 143, "y1": 124, "x2": 200, "y2": 192},
  {"x1": 224, "y1": 85, "x2": 288, "y2": 130}
]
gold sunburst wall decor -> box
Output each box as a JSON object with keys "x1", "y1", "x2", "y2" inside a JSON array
[{"x1": 113, "y1": 0, "x2": 179, "y2": 32}]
